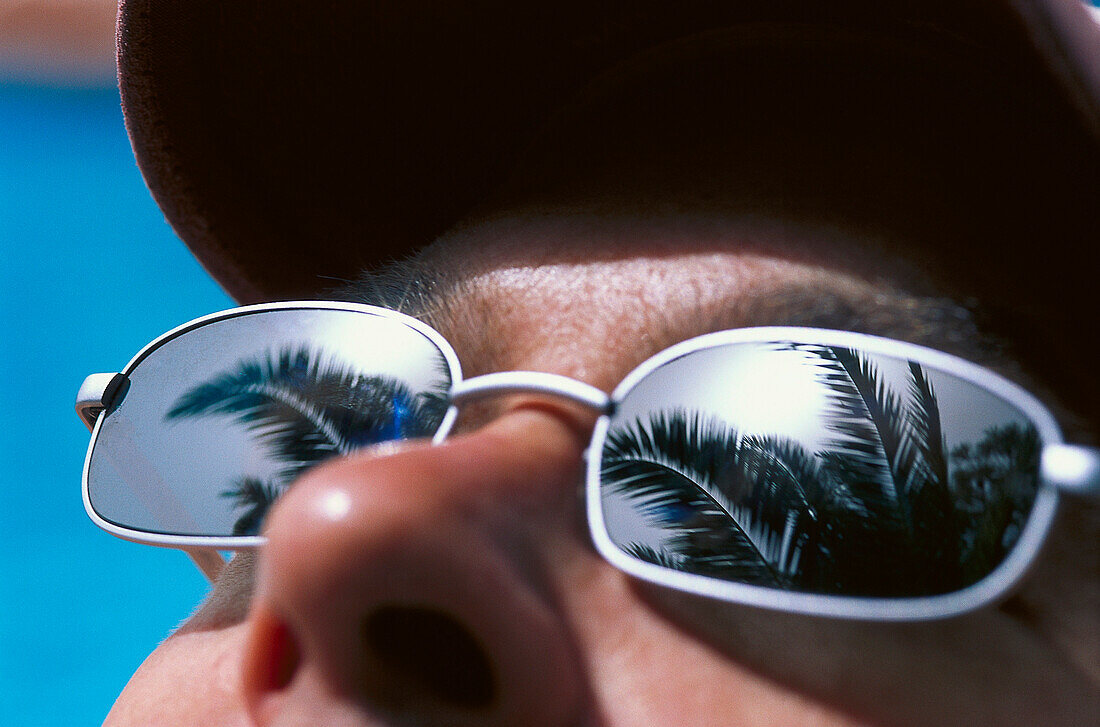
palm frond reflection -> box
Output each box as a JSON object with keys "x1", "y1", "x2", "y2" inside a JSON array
[
  {"x1": 167, "y1": 346, "x2": 450, "y2": 534},
  {"x1": 602, "y1": 346, "x2": 1040, "y2": 597}
]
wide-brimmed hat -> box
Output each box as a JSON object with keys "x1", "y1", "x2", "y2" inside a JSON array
[{"x1": 118, "y1": 0, "x2": 1099, "y2": 305}]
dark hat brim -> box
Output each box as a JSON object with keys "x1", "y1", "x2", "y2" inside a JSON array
[{"x1": 118, "y1": 0, "x2": 1100, "y2": 304}]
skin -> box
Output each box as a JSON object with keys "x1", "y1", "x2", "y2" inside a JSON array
[
  {"x1": 101, "y1": 38, "x2": 1099, "y2": 725},
  {"x1": 101, "y1": 219, "x2": 1100, "y2": 726}
]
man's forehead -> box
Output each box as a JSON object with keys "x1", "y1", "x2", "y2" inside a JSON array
[{"x1": 334, "y1": 217, "x2": 1012, "y2": 389}]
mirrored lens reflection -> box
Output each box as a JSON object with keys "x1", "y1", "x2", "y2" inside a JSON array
[
  {"x1": 88, "y1": 309, "x2": 452, "y2": 538},
  {"x1": 600, "y1": 341, "x2": 1042, "y2": 598}
]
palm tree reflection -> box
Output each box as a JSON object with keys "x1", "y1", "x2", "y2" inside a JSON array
[
  {"x1": 602, "y1": 346, "x2": 1041, "y2": 597},
  {"x1": 167, "y1": 346, "x2": 450, "y2": 535}
]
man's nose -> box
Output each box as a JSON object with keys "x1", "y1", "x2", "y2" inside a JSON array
[{"x1": 241, "y1": 405, "x2": 592, "y2": 726}]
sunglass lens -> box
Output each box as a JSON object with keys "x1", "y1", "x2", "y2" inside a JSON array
[
  {"x1": 86, "y1": 308, "x2": 453, "y2": 538},
  {"x1": 599, "y1": 341, "x2": 1044, "y2": 598}
]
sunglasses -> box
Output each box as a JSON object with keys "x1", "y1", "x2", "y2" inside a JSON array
[{"x1": 77, "y1": 301, "x2": 1099, "y2": 621}]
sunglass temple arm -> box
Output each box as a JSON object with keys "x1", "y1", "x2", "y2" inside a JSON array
[{"x1": 182, "y1": 549, "x2": 226, "y2": 582}]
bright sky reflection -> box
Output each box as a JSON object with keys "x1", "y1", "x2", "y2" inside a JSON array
[
  {"x1": 602, "y1": 339, "x2": 1035, "y2": 558},
  {"x1": 615, "y1": 344, "x2": 829, "y2": 448}
]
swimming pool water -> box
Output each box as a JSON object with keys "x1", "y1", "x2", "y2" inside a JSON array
[{"x1": 0, "y1": 83, "x2": 232, "y2": 725}]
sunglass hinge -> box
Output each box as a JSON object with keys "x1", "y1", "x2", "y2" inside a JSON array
[{"x1": 75, "y1": 372, "x2": 129, "y2": 431}]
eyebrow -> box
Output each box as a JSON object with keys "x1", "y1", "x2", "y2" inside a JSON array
[
  {"x1": 331, "y1": 255, "x2": 1029, "y2": 400},
  {"x1": 692, "y1": 281, "x2": 1007, "y2": 369},
  {"x1": 330, "y1": 256, "x2": 456, "y2": 321}
]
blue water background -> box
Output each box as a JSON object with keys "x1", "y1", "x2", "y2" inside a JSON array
[{"x1": 0, "y1": 83, "x2": 232, "y2": 725}]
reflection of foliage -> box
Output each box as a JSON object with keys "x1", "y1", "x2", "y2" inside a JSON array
[
  {"x1": 168, "y1": 346, "x2": 450, "y2": 534},
  {"x1": 950, "y1": 423, "x2": 1040, "y2": 584},
  {"x1": 622, "y1": 542, "x2": 683, "y2": 570},
  {"x1": 220, "y1": 477, "x2": 283, "y2": 536},
  {"x1": 604, "y1": 346, "x2": 1040, "y2": 597}
]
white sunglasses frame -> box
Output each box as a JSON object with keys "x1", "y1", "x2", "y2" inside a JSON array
[{"x1": 78, "y1": 301, "x2": 1100, "y2": 620}]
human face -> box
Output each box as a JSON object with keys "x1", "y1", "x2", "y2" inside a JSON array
[{"x1": 101, "y1": 213, "x2": 1100, "y2": 726}]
